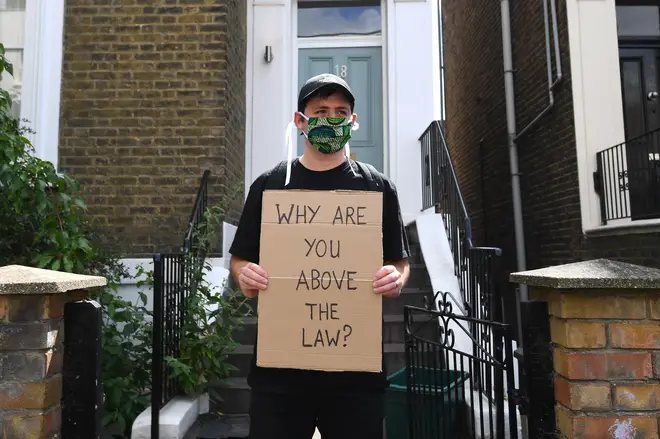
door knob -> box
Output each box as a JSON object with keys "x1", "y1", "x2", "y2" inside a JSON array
[{"x1": 648, "y1": 91, "x2": 658, "y2": 101}]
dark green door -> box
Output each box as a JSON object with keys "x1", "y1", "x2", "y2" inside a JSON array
[{"x1": 298, "y1": 47, "x2": 384, "y2": 172}]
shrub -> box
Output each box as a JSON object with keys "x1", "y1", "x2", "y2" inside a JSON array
[{"x1": 0, "y1": 44, "x2": 248, "y2": 438}]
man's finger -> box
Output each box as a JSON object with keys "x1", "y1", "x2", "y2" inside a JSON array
[
  {"x1": 375, "y1": 278, "x2": 403, "y2": 296},
  {"x1": 248, "y1": 263, "x2": 268, "y2": 277},
  {"x1": 373, "y1": 265, "x2": 395, "y2": 281},
  {"x1": 373, "y1": 271, "x2": 400, "y2": 288},
  {"x1": 244, "y1": 267, "x2": 268, "y2": 286},
  {"x1": 241, "y1": 272, "x2": 267, "y2": 289}
]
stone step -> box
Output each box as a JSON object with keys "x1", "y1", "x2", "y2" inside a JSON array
[
  {"x1": 383, "y1": 287, "x2": 434, "y2": 315},
  {"x1": 209, "y1": 377, "x2": 251, "y2": 415},
  {"x1": 184, "y1": 413, "x2": 249, "y2": 439},
  {"x1": 407, "y1": 262, "x2": 432, "y2": 289},
  {"x1": 214, "y1": 342, "x2": 410, "y2": 416}
]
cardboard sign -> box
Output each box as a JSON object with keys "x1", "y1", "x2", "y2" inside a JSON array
[{"x1": 257, "y1": 190, "x2": 384, "y2": 373}]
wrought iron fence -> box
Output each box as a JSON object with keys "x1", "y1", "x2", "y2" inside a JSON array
[
  {"x1": 151, "y1": 170, "x2": 210, "y2": 438},
  {"x1": 419, "y1": 121, "x2": 502, "y2": 323},
  {"x1": 404, "y1": 296, "x2": 519, "y2": 439},
  {"x1": 595, "y1": 128, "x2": 660, "y2": 223},
  {"x1": 151, "y1": 253, "x2": 189, "y2": 438},
  {"x1": 183, "y1": 169, "x2": 211, "y2": 254}
]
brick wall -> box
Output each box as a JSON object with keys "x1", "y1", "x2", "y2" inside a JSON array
[
  {"x1": 59, "y1": 1, "x2": 246, "y2": 257},
  {"x1": 443, "y1": 0, "x2": 660, "y2": 325},
  {"x1": 530, "y1": 286, "x2": 660, "y2": 439}
]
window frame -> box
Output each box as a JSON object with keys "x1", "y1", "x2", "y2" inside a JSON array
[{"x1": 8, "y1": 0, "x2": 65, "y2": 168}]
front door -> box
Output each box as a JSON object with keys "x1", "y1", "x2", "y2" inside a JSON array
[
  {"x1": 298, "y1": 47, "x2": 384, "y2": 172},
  {"x1": 619, "y1": 47, "x2": 660, "y2": 219}
]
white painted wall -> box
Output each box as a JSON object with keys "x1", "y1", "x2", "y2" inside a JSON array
[
  {"x1": 116, "y1": 223, "x2": 237, "y2": 313},
  {"x1": 245, "y1": 0, "x2": 442, "y2": 224},
  {"x1": 566, "y1": 0, "x2": 630, "y2": 234}
]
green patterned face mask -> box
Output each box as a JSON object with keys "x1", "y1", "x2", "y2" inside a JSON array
[{"x1": 300, "y1": 114, "x2": 353, "y2": 154}]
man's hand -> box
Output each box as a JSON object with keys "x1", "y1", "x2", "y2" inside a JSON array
[
  {"x1": 237, "y1": 262, "x2": 268, "y2": 298},
  {"x1": 373, "y1": 265, "x2": 403, "y2": 298}
]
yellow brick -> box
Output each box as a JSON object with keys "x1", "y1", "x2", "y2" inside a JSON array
[
  {"x1": 650, "y1": 294, "x2": 660, "y2": 320},
  {"x1": 555, "y1": 377, "x2": 611, "y2": 411},
  {"x1": 556, "y1": 292, "x2": 646, "y2": 319},
  {"x1": 611, "y1": 323, "x2": 660, "y2": 349},
  {"x1": 550, "y1": 318, "x2": 607, "y2": 348},
  {"x1": 615, "y1": 384, "x2": 660, "y2": 410},
  {"x1": 555, "y1": 404, "x2": 573, "y2": 438},
  {"x1": 0, "y1": 375, "x2": 62, "y2": 410}
]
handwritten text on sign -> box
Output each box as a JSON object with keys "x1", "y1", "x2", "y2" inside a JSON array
[{"x1": 257, "y1": 190, "x2": 383, "y2": 373}]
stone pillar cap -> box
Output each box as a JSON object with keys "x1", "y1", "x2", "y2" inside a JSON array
[
  {"x1": 510, "y1": 258, "x2": 660, "y2": 289},
  {"x1": 0, "y1": 265, "x2": 107, "y2": 295}
]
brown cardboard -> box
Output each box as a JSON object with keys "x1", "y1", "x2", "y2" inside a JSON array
[{"x1": 257, "y1": 189, "x2": 384, "y2": 373}]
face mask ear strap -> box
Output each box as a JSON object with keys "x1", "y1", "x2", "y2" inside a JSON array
[
  {"x1": 285, "y1": 120, "x2": 295, "y2": 186},
  {"x1": 345, "y1": 142, "x2": 357, "y2": 176}
]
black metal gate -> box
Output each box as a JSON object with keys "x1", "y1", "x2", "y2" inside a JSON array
[{"x1": 404, "y1": 292, "x2": 520, "y2": 439}]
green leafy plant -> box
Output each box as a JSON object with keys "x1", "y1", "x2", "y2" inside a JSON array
[
  {"x1": 166, "y1": 257, "x2": 251, "y2": 399},
  {"x1": 94, "y1": 263, "x2": 154, "y2": 437},
  {"x1": 0, "y1": 43, "x2": 92, "y2": 271},
  {"x1": 2, "y1": 43, "x2": 250, "y2": 438}
]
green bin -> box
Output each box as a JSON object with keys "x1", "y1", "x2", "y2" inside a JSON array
[{"x1": 385, "y1": 366, "x2": 470, "y2": 439}]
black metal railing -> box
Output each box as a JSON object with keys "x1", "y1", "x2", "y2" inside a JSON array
[
  {"x1": 595, "y1": 128, "x2": 660, "y2": 223},
  {"x1": 404, "y1": 295, "x2": 519, "y2": 439},
  {"x1": 151, "y1": 170, "x2": 210, "y2": 438},
  {"x1": 183, "y1": 169, "x2": 211, "y2": 254},
  {"x1": 151, "y1": 253, "x2": 188, "y2": 438},
  {"x1": 420, "y1": 121, "x2": 502, "y2": 324}
]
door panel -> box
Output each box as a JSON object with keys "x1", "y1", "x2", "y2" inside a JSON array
[
  {"x1": 619, "y1": 47, "x2": 660, "y2": 220},
  {"x1": 298, "y1": 47, "x2": 384, "y2": 172}
]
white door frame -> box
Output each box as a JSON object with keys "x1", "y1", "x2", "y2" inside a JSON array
[{"x1": 290, "y1": 0, "x2": 390, "y2": 176}]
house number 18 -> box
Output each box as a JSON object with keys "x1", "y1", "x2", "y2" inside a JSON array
[{"x1": 334, "y1": 64, "x2": 347, "y2": 78}]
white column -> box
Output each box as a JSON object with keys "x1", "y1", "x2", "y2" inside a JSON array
[
  {"x1": 566, "y1": 0, "x2": 626, "y2": 232},
  {"x1": 245, "y1": 0, "x2": 294, "y2": 192},
  {"x1": 387, "y1": 0, "x2": 441, "y2": 223}
]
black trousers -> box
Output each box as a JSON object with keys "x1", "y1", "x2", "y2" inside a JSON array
[{"x1": 248, "y1": 388, "x2": 385, "y2": 439}]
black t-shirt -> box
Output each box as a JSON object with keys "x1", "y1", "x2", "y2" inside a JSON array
[{"x1": 229, "y1": 158, "x2": 410, "y2": 393}]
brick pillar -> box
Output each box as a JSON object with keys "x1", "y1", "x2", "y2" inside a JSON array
[
  {"x1": 0, "y1": 265, "x2": 106, "y2": 439},
  {"x1": 511, "y1": 259, "x2": 660, "y2": 439}
]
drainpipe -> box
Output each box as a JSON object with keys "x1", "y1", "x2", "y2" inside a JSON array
[
  {"x1": 500, "y1": 1, "x2": 562, "y2": 437},
  {"x1": 500, "y1": 0, "x2": 563, "y2": 309},
  {"x1": 500, "y1": 0, "x2": 529, "y2": 323}
]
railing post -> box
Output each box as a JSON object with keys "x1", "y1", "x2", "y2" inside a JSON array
[
  {"x1": 595, "y1": 154, "x2": 607, "y2": 225},
  {"x1": 151, "y1": 254, "x2": 164, "y2": 439},
  {"x1": 519, "y1": 300, "x2": 555, "y2": 438},
  {"x1": 61, "y1": 300, "x2": 103, "y2": 439}
]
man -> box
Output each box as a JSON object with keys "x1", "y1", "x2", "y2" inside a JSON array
[{"x1": 229, "y1": 73, "x2": 410, "y2": 439}]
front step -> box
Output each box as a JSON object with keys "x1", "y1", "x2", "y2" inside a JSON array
[
  {"x1": 213, "y1": 342, "x2": 409, "y2": 415},
  {"x1": 184, "y1": 413, "x2": 249, "y2": 439}
]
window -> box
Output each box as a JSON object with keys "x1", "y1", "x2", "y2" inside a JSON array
[
  {"x1": 616, "y1": 5, "x2": 660, "y2": 38},
  {"x1": 298, "y1": 1, "x2": 381, "y2": 38},
  {"x1": 0, "y1": 0, "x2": 27, "y2": 119}
]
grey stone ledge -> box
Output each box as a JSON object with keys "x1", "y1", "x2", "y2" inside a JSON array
[
  {"x1": 0, "y1": 265, "x2": 106, "y2": 295},
  {"x1": 509, "y1": 258, "x2": 660, "y2": 289}
]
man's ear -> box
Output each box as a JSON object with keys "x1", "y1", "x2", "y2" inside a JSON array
[
  {"x1": 351, "y1": 113, "x2": 357, "y2": 124},
  {"x1": 294, "y1": 112, "x2": 307, "y2": 130}
]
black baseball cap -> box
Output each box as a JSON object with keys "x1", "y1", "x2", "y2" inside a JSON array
[{"x1": 297, "y1": 73, "x2": 355, "y2": 113}]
